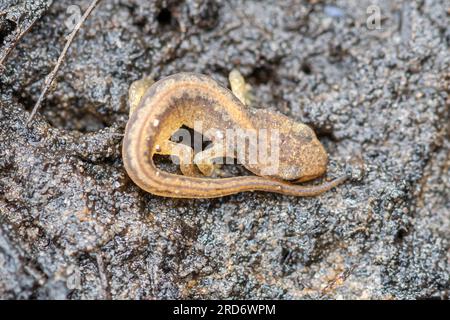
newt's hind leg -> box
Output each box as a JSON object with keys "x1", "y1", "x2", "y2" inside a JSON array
[
  {"x1": 193, "y1": 142, "x2": 228, "y2": 176},
  {"x1": 128, "y1": 76, "x2": 154, "y2": 116},
  {"x1": 155, "y1": 140, "x2": 199, "y2": 176}
]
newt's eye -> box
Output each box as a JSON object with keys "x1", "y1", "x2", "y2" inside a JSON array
[{"x1": 304, "y1": 133, "x2": 313, "y2": 143}]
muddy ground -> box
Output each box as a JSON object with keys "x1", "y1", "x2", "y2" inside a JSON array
[{"x1": 0, "y1": 0, "x2": 448, "y2": 299}]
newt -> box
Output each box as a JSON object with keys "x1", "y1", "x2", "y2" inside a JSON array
[{"x1": 122, "y1": 71, "x2": 346, "y2": 198}]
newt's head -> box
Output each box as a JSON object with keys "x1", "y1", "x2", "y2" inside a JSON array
[
  {"x1": 248, "y1": 111, "x2": 328, "y2": 182},
  {"x1": 277, "y1": 120, "x2": 328, "y2": 182}
]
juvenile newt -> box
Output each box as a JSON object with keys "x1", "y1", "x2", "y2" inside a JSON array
[{"x1": 122, "y1": 72, "x2": 346, "y2": 198}]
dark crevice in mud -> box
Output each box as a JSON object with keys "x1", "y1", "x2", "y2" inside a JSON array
[
  {"x1": 46, "y1": 108, "x2": 107, "y2": 133},
  {"x1": 14, "y1": 91, "x2": 35, "y2": 116},
  {"x1": 394, "y1": 227, "x2": 409, "y2": 243},
  {"x1": 18, "y1": 90, "x2": 109, "y2": 133},
  {"x1": 247, "y1": 64, "x2": 278, "y2": 86},
  {"x1": 54, "y1": 108, "x2": 108, "y2": 133},
  {"x1": 314, "y1": 127, "x2": 339, "y2": 143},
  {"x1": 0, "y1": 19, "x2": 16, "y2": 46},
  {"x1": 170, "y1": 125, "x2": 211, "y2": 151},
  {"x1": 300, "y1": 61, "x2": 313, "y2": 75},
  {"x1": 157, "y1": 8, "x2": 173, "y2": 27}
]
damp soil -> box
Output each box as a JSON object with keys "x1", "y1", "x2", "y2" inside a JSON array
[{"x1": 0, "y1": 0, "x2": 449, "y2": 299}]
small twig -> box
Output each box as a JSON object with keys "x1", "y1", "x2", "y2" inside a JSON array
[
  {"x1": 95, "y1": 252, "x2": 111, "y2": 300},
  {"x1": 320, "y1": 264, "x2": 356, "y2": 298},
  {"x1": 27, "y1": 0, "x2": 101, "y2": 125},
  {"x1": 0, "y1": 16, "x2": 40, "y2": 68}
]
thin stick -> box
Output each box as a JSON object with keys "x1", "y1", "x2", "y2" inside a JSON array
[
  {"x1": 27, "y1": 0, "x2": 101, "y2": 124},
  {"x1": 95, "y1": 252, "x2": 111, "y2": 300},
  {"x1": 0, "y1": 16, "x2": 40, "y2": 68}
]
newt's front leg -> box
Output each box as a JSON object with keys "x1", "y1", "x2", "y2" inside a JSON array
[
  {"x1": 155, "y1": 140, "x2": 199, "y2": 176},
  {"x1": 193, "y1": 142, "x2": 228, "y2": 176}
]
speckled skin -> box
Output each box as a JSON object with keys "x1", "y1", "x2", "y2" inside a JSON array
[{"x1": 122, "y1": 73, "x2": 346, "y2": 198}]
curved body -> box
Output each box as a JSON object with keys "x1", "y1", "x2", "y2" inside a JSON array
[{"x1": 122, "y1": 73, "x2": 346, "y2": 198}]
